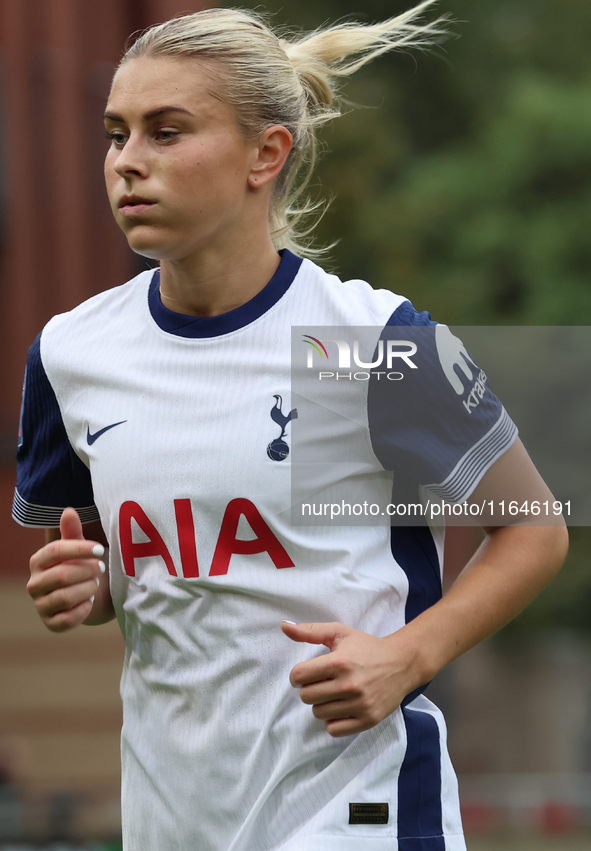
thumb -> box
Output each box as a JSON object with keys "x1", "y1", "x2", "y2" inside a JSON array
[
  {"x1": 59, "y1": 507, "x2": 85, "y2": 541},
  {"x1": 281, "y1": 620, "x2": 350, "y2": 651}
]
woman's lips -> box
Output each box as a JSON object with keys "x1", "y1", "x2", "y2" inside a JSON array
[{"x1": 118, "y1": 196, "x2": 156, "y2": 216}]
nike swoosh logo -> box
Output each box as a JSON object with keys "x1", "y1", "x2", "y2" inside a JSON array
[{"x1": 87, "y1": 420, "x2": 127, "y2": 445}]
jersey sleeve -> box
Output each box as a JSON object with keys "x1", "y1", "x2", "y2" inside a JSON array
[
  {"x1": 368, "y1": 301, "x2": 518, "y2": 503},
  {"x1": 12, "y1": 334, "x2": 100, "y2": 527}
]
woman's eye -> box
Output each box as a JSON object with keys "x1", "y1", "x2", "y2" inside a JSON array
[
  {"x1": 106, "y1": 131, "x2": 127, "y2": 146},
  {"x1": 155, "y1": 129, "x2": 178, "y2": 142}
]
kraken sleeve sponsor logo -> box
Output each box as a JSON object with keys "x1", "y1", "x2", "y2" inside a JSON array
[
  {"x1": 435, "y1": 324, "x2": 487, "y2": 414},
  {"x1": 267, "y1": 395, "x2": 297, "y2": 461},
  {"x1": 463, "y1": 369, "x2": 488, "y2": 414}
]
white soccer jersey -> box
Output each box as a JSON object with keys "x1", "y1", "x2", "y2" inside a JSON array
[{"x1": 14, "y1": 251, "x2": 516, "y2": 851}]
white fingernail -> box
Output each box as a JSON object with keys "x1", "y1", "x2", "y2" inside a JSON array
[
  {"x1": 95, "y1": 577, "x2": 101, "y2": 587},
  {"x1": 92, "y1": 544, "x2": 105, "y2": 557},
  {"x1": 283, "y1": 620, "x2": 297, "y2": 625},
  {"x1": 98, "y1": 561, "x2": 106, "y2": 574},
  {"x1": 90, "y1": 595, "x2": 95, "y2": 604}
]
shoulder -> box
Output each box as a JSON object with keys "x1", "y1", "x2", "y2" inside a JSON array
[
  {"x1": 296, "y1": 258, "x2": 414, "y2": 327},
  {"x1": 43, "y1": 269, "x2": 153, "y2": 337},
  {"x1": 39, "y1": 269, "x2": 154, "y2": 367}
]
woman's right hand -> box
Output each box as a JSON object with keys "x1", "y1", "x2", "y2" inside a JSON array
[{"x1": 27, "y1": 507, "x2": 113, "y2": 632}]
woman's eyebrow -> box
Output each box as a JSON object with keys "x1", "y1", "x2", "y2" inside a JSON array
[{"x1": 104, "y1": 106, "x2": 195, "y2": 122}]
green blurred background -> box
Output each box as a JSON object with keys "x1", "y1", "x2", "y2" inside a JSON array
[{"x1": 251, "y1": 0, "x2": 591, "y2": 326}]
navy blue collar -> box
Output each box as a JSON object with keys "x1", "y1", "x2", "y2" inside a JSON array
[{"x1": 148, "y1": 250, "x2": 303, "y2": 338}]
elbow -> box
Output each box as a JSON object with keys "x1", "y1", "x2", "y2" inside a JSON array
[
  {"x1": 550, "y1": 520, "x2": 569, "y2": 576},
  {"x1": 525, "y1": 520, "x2": 569, "y2": 586},
  {"x1": 484, "y1": 519, "x2": 569, "y2": 588}
]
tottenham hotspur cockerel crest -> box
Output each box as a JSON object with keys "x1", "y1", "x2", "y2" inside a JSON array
[{"x1": 267, "y1": 395, "x2": 298, "y2": 461}]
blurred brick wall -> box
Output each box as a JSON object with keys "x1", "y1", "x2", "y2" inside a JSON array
[{"x1": 0, "y1": 0, "x2": 209, "y2": 577}]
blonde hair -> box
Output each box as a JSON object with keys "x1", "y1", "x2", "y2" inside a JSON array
[{"x1": 121, "y1": 2, "x2": 447, "y2": 258}]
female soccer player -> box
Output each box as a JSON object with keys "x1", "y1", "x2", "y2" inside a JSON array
[{"x1": 16, "y1": 3, "x2": 567, "y2": 850}]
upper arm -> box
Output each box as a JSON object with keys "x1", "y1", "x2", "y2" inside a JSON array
[
  {"x1": 14, "y1": 334, "x2": 99, "y2": 530},
  {"x1": 471, "y1": 437, "x2": 565, "y2": 530}
]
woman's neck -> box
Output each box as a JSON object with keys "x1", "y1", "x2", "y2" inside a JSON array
[{"x1": 158, "y1": 235, "x2": 281, "y2": 317}]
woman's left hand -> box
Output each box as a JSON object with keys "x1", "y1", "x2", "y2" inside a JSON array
[{"x1": 281, "y1": 621, "x2": 417, "y2": 737}]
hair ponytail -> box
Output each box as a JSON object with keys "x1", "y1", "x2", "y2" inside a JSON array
[
  {"x1": 121, "y1": 1, "x2": 448, "y2": 257},
  {"x1": 285, "y1": 2, "x2": 447, "y2": 80}
]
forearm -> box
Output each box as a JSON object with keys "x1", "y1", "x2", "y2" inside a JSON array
[{"x1": 391, "y1": 522, "x2": 569, "y2": 691}]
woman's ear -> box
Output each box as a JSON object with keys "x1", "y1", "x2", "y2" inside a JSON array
[{"x1": 248, "y1": 125, "x2": 293, "y2": 188}]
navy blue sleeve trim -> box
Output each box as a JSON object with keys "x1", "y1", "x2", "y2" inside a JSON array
[
  {"x1": 148, "y1": 249, "x2": 304, "y2": 338},
  {"x1": 13, "y1": 334, "x2": 98, "y2": 528},
  {"x1": 385, "y1": 300, "x2": 437, "y2": 328}
]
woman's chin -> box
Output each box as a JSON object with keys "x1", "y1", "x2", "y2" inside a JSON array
[
  {"x1": 124, "y1": 232, "x2": 168, "y2": 260},
  {"x1": 125, "y1": 232, "x2": 195, "y2": 263},
  {"x1": 129, "y1": 243, "x2": 164, "y2": 261}
]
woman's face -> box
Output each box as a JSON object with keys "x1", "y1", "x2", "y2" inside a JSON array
[{"x1": 104, "y1": 55, "x2": 260, "y2": 261}]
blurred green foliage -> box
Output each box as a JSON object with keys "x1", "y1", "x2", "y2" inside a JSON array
[
  {"x1": 234, "y1": 0, "x2": 591, "y2": 632},
  {"x1": 237, "y1": 0, "x2": 591, "y2": 324}
]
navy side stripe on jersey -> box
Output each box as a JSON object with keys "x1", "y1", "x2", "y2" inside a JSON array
[
  {"x1": 148, "y1": 249, "x2": 303, "y2": 338},
  {"x1": 13, "y1": 335, "x2": 98, "y2": 527},
  {"x1": 391, "y1": 526, "x2": 441, "y2": 624},
  {"x1": 368, "y1": 301, "x2": 518, "y2": 502},
  {"x1": 398, "y1": 706, "x2": 445, "y2": 850},
  {"x1": 392, "y1": 526, "x2": 442, "y2": 709}
]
